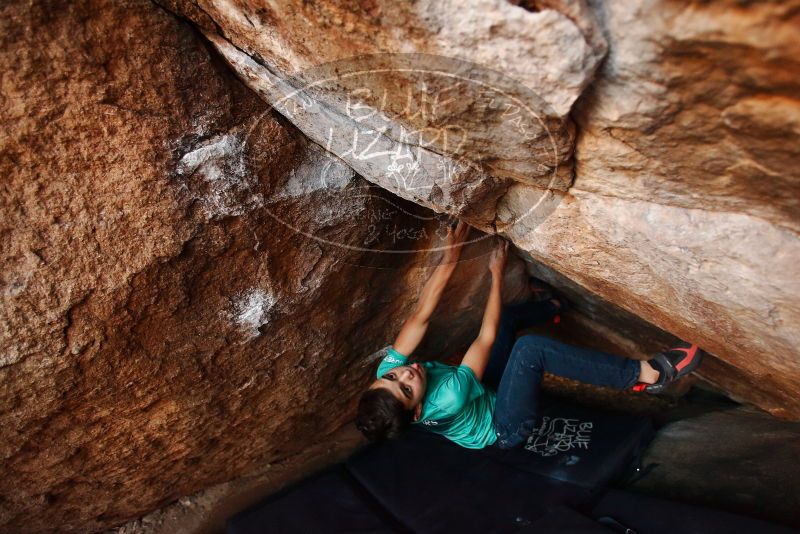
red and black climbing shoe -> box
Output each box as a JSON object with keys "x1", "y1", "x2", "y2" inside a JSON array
[
  {"x1": 528, "y1": 277, "x2": 570, "y2": 323},
  {"x1": 526, "y1": 277, "x2": 572, "y2": 326},
  {"x1": 550, "y1": 297, "x2": 570, "y2": 325},
  {"x1": 631, "y1": 342, "x2": 705, "y2": 394}
]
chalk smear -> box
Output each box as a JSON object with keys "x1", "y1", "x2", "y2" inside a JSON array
[
  {"x1": 229, "y1": 288, "x2": 276, "y2": 340},
  {"x1": 275, "y1": 144, "x2": 354, "y2": 199},
  {"x1": 176, "y1": 133, "x2": 263, "y2": 219}
]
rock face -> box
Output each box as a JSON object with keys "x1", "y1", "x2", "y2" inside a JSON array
[
  {"x1": 164, "y1": 0, "x2": 800, "y2": 418},
  {"x1": 0, "y1": 1, "x2": 524, "y2": 532},
  {"x1": 159, "y1": 0, "x2": 608, "y2": 225}
]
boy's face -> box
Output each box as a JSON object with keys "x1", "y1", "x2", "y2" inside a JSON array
[{"x1": 369, "y1": 362, "x2": 427, "y2": 421}]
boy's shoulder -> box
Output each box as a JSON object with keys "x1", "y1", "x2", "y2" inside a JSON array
[{"x1": 425, "y1": 363, "x2": 484, "y2": 413}]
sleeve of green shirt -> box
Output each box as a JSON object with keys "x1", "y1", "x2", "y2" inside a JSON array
[{"x1": 376, "y1": 346, "x2": 408, "y2": 378}]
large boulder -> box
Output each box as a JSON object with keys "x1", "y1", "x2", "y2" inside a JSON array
[
  {"x1": 158, "y1": 0, "x2": 608, "y2": 225},
  {"x1": 0, "y1": 1, "x2": 522, "y2": 532}
]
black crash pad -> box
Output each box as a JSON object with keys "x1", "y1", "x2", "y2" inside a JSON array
[
  {"x1": 226, "y1": 465, "x2": 406, "y2": 534},
  {"x1": 343, "y1": 399, "x2": 652, "y2": 532},
  {"x1": 345, "y1": 425, "x2": 592, "y2": 533},
  {"x1": 230, "y1": 399, "x2": 651, "y2": 534}
]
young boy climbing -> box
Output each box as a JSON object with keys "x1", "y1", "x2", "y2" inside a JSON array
[{"x1": 355, "y1": 221, "x2": 704, "y2": 450}]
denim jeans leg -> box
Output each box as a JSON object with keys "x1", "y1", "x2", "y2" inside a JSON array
[
  {"x1": 483, "y1": 300, "x2": 559, "y2": 391},
  {"x1": 493, "y1": 334, "x2": 641, "y2": 450}
]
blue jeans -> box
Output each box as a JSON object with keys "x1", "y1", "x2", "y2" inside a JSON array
[{"x1": 484, "y1": 301, "x2": 641, "y2": 450}]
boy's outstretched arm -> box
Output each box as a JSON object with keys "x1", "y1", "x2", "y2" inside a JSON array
[
  {"x1": 461, "y1": 240, "x2": 508, "y2": 381},
  {"x1": 392, "y1": 221, "x2": 470, "y2": 356}
]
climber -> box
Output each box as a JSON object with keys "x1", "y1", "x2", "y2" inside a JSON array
[{"x1": 355, "y1": 220, "x2": 705, "y2": 450}]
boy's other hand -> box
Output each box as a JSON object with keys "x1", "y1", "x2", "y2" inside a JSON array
[
  {"x1": 488, "y1": 240, "x2": 509, "y2": 278},
  {"x1": 442, "y1": 219, "x2": 470, "y2": 264}
]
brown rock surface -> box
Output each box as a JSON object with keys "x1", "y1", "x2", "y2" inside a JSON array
[
  {"x1": 0, "y1": 1, "x2": 523, "y2": 532},
  {"x1": 576, "y1": 0, "x2": 799, "y2": 231},
  {"x1": 158, "y1": 0, "x2": 608, "y2": 224}
]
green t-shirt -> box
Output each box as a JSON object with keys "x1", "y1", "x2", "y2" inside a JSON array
[{"x1": 376, "y1": 346, "x2": 498, "y2": 449}]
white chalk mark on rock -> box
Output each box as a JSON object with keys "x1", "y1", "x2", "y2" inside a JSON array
[
  {"x1": 275, "y1": 144, "x2": 354, "y2": 199},
  {"x1": 229, "y1": 288, "x2": 276, "y2": 340},
  {"x1": 176, "y1": 133, "x2": 264, "y2": 219}
]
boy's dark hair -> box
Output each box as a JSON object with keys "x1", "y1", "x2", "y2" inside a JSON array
[{"x1": 355, "y1": 387, "x2": 414, "y2": 442}]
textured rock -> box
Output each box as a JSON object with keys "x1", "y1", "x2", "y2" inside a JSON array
[
  {"x1": 160, "y1": 0, "x2": 800, "y2": 417},
  {"x1": 576, "y1": 0, "x2": 799, "y2": 232},
  {"x1": 0, "y1": 1, "x2": 525, "y2": 532},
  {"x1": 158, "y1": 0, "x2": 607, "y2": 225}
]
